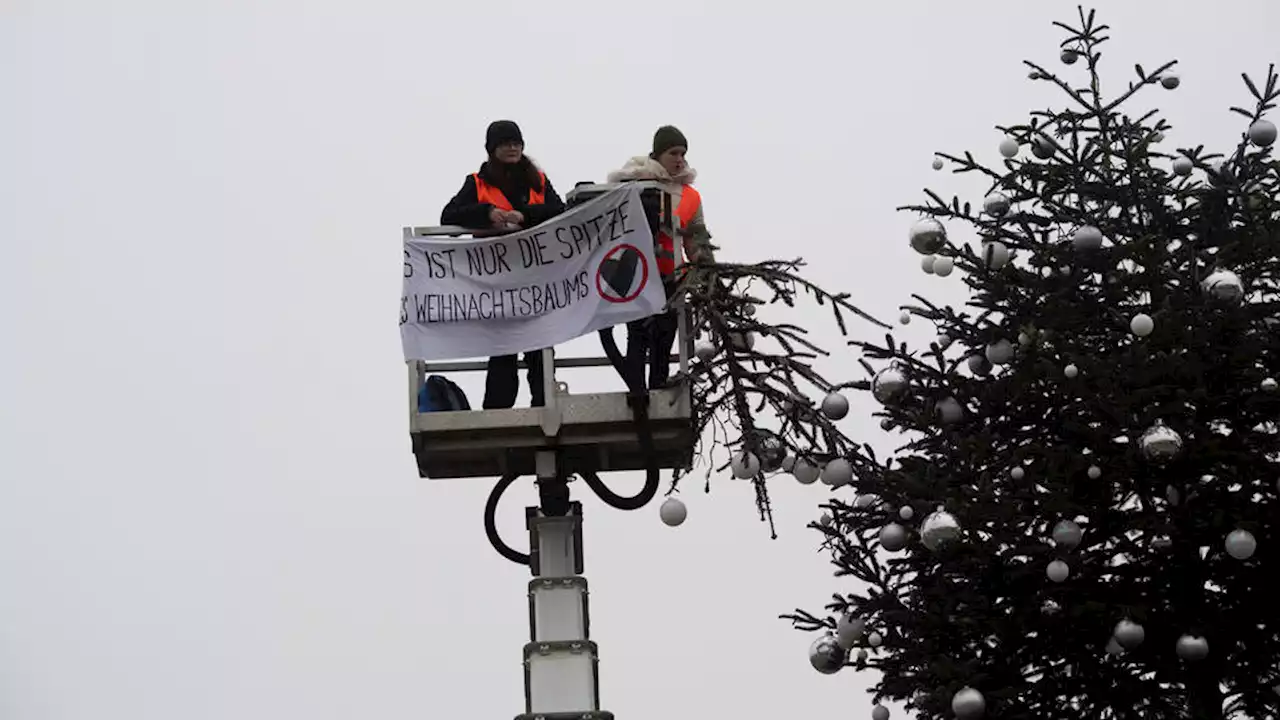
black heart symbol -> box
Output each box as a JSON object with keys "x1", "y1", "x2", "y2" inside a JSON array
[{"x1": 601, "y1": 248, "x2": 640, "y2": 296}]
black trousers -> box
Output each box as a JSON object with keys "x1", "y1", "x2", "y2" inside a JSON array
[
  {"x1": 624, "y1": 280, "x2": 680, "y2": 390},
  {"x1": 483, "y1": 350, "x2": 546, "y2": 409}
]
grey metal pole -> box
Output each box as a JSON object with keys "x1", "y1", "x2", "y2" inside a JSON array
[{"x1": 518, "y1": 497, "x2": 614, "y2": 720}]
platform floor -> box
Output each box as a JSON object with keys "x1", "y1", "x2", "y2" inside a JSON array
[{"x1": 410, "y1": 386, "x2": 694, "y2": 479}]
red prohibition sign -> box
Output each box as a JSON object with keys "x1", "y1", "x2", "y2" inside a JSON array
[{"x1": 595, "y1": 243, "x2": 650, "y2": 303}]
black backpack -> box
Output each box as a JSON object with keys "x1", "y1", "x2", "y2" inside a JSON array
[{"x1": 417, "y1": 374, "x2": 471, "y2": 412}]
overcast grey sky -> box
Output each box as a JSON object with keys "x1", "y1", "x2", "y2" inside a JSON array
[{"x1": 4, "y1": 1, "x2": 1279, "y2": 718}]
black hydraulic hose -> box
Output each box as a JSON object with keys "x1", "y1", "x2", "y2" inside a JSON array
[
  {"x1": 483, "y1": 472, "x2": 530, "y2": 566},
  {"x1": 579, "y1": 392, "x2": 660, "y2": 511},
  {"x1": 597, "y1": 327, "x2": 626, "y2": 377},
  {"x1": 479, "y1": 323, "x2": 670, "y2": 563},
  {"x1": 597, "y1": 327, "x2": 645, "y2": 395}
]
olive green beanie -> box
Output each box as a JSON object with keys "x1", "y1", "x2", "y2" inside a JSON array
[{"x1": 651, "y1": 125, "x2": 688, "y2": 158}]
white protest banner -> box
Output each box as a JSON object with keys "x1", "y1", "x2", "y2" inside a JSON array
[{"x1": 400, "y1": 184, "x2": 667, "y2": 361}]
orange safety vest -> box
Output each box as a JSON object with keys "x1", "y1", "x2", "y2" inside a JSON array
[
  {"x1": 656, "y1": 185, "x2": 701, "y2": 277},
  {"x1": 474, "y1": 172, "x2": 547, "y2": 211}
]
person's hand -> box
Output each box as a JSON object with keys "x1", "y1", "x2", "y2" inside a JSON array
[
  {"x1": 488, "y1": 207, "x2": 506, "y2": 227},
  {"x1": 505, "y1": 210, "x2": 525, "y2": 226}
]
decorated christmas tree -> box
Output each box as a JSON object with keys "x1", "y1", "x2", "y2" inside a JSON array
[{"x1": 751, "y1": 8, "x2": 1280, "y2": 720}]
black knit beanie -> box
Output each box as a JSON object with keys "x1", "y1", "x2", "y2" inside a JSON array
[
  {"x1": 485, "y1": 120, "x2": 524, "y2": 155},
  {"x1": 651, "y1": 125, "x2": 688, "y2": 158}
]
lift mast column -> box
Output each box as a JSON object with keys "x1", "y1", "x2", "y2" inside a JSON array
[
  {"x1": 519, "y1": 476, "x2": 611, "y2": 720},
  {"x1": 406, "y1": 181, "x2": 695, "y2": 720}
]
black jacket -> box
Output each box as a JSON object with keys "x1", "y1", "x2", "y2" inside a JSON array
[{"x1": 440, "y1": 161, "x2": 566, "y2": 229}]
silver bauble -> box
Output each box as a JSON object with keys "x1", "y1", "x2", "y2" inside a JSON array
[
  {"x1": 793, "y1": 458, "x2": 820, "y2": 485},
  {"x1": 872, "y1": 705, "x2": 890, "y2": 720},
  {"x1": 730, "y1": 451, "x2": 761, "y2": 479},
  {"x1": 920, "y1": 507, "x2": 962, "y2": 550},
  {"x1": 1060, "y1": 48, "x2": 1079, "y2": 64},
  {"x1": 1114, "y1": 619, "x2": 1145, "y2": 649},
  {"x1": 1139, "y1": 422, "x2": 1183, "y2": 463},
  {"x1": 1088, "y1": 464, "x2": 1102, "y2": 479},
  {"x1": 872, "y1": 366, "x2": 909, "y2": 403},
  {"x1": 1161, "y1": 73, "x2": 1180, "y2": 89},
  {"x1": 1247, "y1": 183, "x2": 1270, "y2": 210},
  {"x1": 867, "y1": 631, "x2": 883, "y2": 647},
  {"x1": 1201, "y1": 269, "x2": 1244, "y2": 306},
  {"x1": 968, "y1": 354, "x2": 993, "y2": 376},
  {"x1": 909, "y1": 218, "x2": 947, "y2": 255},
  {"x1": 1207, "y1": 159, "x2": 1234, "y2": 187},
  {"x1": 659, "y1": 497, "x2": 687, "y2": 527},
  {"x1": 983, "y1": 192, "x2": 1011, "y2": 217},
  {"x1": 921, "y1": 255, "x2": 937, "y2": 274},
  {"x1": 1031, "y1": 134, "x2": 1056, "y2": 159},
  {"x1": 753, "y1": 430, "x2": 787, "y2": 473},
  {"x1": 879, "y1": 523, "x2": 909, "y2": 551},
  {"x1": 998, "y1": 136, "x2": 1020, "y2": 158},
  {"x1": 1262, "y1": 378, "x2": 1278, "y2": 392},
  {"x1": 1130, "y1": 313, "x2": 1154, "y2": 337},
  {"x1": 1072, "y1": 225, "x2": 1104, "y2": 251},
  {"x1": 982, "y1": 240, "x2": 1010, "y2": 270},
  {"x1": 835, "y1": 614, "x2": 865, "y2": 649},
  {"x1": 937, "y1": 396, "x2": 964, "y2": 424},
  {"x1": 821, "y1": 458, "x2": 853, "y2": 487},
  {"x1": 694, "y1": 340, "x2": 716, "y2": 361},
  {"x1": 1172, "y1": 155, "x2": 1194, "y2": 176},
  {"x1": 951, "y1": 687, "x2": 987, "y2": 719},
  {"x1": 856, "y1": 649, "x2": 868, "y2": 662},
  {"x1": 1151, "y1": 131, "x2": 1165, "y2": 143},
  {"x1": 899, "y1": 505, "x2": 915, "y2": 520},
  {"x1": 1047, "y1": 559, "x2": 1070, "y2": 582},
  {"x1": 729, "y1": 331, "x2": 756, "y2": 352},
  {"x1": 898, "y1": 311, "x2": 911, "y2": 325},
  {"x1": 985, "y1": 339, "x2": 1015, "y2": 365},
  {"x1": 1249, "y1": 118, "x2": 1278, "y2": 147},
  {"x1": 818, "y1": 512, "x2": 832, "y2": 527},
  {"x1": 1052, "y1": 519, "x2": 1083, "y2": 549},
  {"x1": 1176, "y1": 634, "x2": 1209, "y2": 661},
  {"x1": 933, "y1": 256, "x2": 955, "y2": 277},
  {"x1": 932, "y1": 157, "x2": 944, "y2": 171},
  {"x1": 781, "y1": 454, "x2": 796, "y2": 473},
  {"x1": 934, "y1": 334, "x2": 952, "y2": 350},
  {"x1": 854, "y1": 494, "x2": 877, "y2": 509},
  {"x1": 1010, "y1": 467, "x2": 1025, "y2": 481},
  {"x1": 1064, "y1": 364, "x2": 1079, "y2": 379},
  {"x1": 809, "y1": 633, "x2": 846, "y2": 674},
  {"x1": 821, "y1": 391, "x2": 850, "y2": 420},
  {"x1": 1225, "y1": 528, "x2": 1257, "y2": 560},
  {"x1": 1106, "y1": 636, "x2": 1124, "y2": 655}
]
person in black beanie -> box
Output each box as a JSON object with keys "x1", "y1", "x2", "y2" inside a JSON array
[
  {"x1": 442, "y1": 120, "x2": 565, "y2": 231},
  {"x1": 440, "y1": 120, "x2": 565, "y2": 409}
]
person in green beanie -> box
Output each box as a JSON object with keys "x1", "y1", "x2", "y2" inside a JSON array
[
  {"x1": 607, "y1": 124, "x2": 714, "y2": 388},
  {"x1": 608, "y1": 125, "x2": 713, "y2": 267}
]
